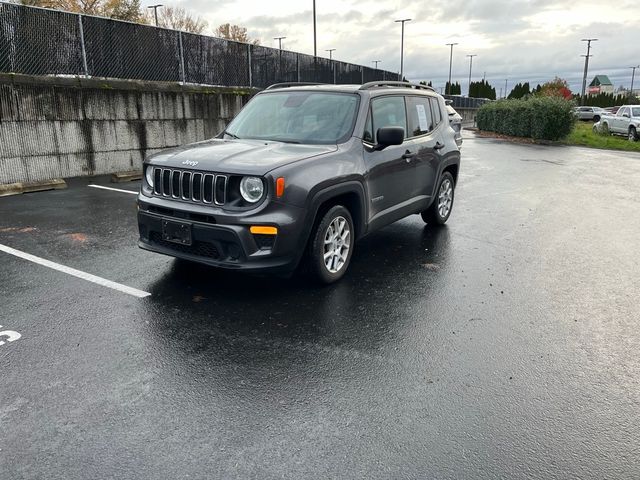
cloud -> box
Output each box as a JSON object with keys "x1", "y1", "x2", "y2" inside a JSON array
[{"x1": 174, "y1": 0, "x2": 640, "y2": 94}]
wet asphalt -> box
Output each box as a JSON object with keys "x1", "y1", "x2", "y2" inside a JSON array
[{"x1": 1, "y1": 133, "x2": 640, "y2": 479}]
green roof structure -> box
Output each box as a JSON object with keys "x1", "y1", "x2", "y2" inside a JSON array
[{"x1": 589, "y1": 75, "x2": 612, "y2": 87}]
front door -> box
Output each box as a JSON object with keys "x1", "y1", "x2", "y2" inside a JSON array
[{"x1": 362, "y1": 95, "x2": 416, "y2": 226}]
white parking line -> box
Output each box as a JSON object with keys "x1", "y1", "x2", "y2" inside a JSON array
[
  {"x1": 88, "y1": 184, "x2": 137, "y2": 195},
  {"x1": 0, "y1": 243, "x2": 151, "y2": 298}
]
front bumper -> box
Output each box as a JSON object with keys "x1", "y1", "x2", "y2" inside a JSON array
[{"x1": 137, "y1": 194, "x2": 306, "y2": 273}]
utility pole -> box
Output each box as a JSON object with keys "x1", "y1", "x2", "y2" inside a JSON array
[
  {"x1": 147, "y1": 4, "x2": 163, "y2": 26},
  {"x1": 372, "y1": 60, "x2": 382, "y2": 69},
  {"x1": 274, "y1": 36, "x2": 286, "y2": 50},
  {"x1": 466, "y1": 54, "x2": 476, "y2": 97},
  {"x1": 395, "y1": 19, "x2": 411, "y2": 81},
  {"x1": 325, "y1": 49, "x2": 336, "y2": 60},
  {"x1": 504, "y1": 78, "x2": 508, "y2": 98},
  {"x1": 312, "y1": 0, "x2": 317, "y2": 57},
  {"x1": 446, "y1": 43, "x2": 458, "y2": 94},
  {"x1": 630, "y1": 66, "x2": 639, "y2": 98},
  {"x1": 580, "y1": 38, "x2": 598, "y2": 105}
]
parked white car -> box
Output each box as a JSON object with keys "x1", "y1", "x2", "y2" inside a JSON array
[
  {"x1": 599, "y1": 105, "x2": 640, "y2": 141},
  {"x1": 574, "y1": 106, "x2": 606, "y2": 122}
]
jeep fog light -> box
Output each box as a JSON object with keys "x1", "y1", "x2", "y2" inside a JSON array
[
  {"x1": 240, "y1": 176, "x2": 264, "y2": 203},
  {"x1": 145, "y1": 165, "x2": 154, "y2": 188}
]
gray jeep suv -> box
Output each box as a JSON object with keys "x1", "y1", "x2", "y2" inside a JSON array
[{"x1": 137, "y1": 81, "x2": 461, "y2": 283}]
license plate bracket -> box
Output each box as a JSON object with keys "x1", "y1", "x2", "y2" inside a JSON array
[{"x1": 162, "y1": 219, "x2": 192, "y2": 246}]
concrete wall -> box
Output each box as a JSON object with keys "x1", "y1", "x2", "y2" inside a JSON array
[{"x1": 0, "y1": 74, "x2": 254, "y2": 185}]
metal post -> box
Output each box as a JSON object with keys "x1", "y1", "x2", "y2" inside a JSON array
[
  {"x1": 361, "y1": 66, "x2": 364, "y2": 85},
  {"x1": 446, "y1": 43, "x2": 458, "y2": 94},
  {"x1": 78, "y1": 15, "x2": 89, "y2": 77},
  {"x1": 630, "y1": 66, "x2": 638, "y2": 99},
  {"x1": 466, "y1": 54, "x2": 476, "y2": 97},
  {"x1": 504, "y1": 78, "x2": 508, "y2": 98},
  {"x1": 247, "y1": 44, "x2": 253, "y2": 87},
  {"x1": 297, "y1": 53, "x2": 300, "y2": 82},
  {"x1": 395, "y1": 19, "x2": 411, "y2": 81},
  {"x1": 312, "y1": 0, "x2": 317, "y2": 57},
  {"x1": 178, "y1": 31, "x2": 186, "y2": 84},
  {"x1": 580, "y1": 38, "x2": 597, "y2": 105}
]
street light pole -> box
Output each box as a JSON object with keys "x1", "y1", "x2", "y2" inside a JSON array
[
  {"x1": 446, "y1": 42, "x2": 458, "y2": 94},
  {"x1": 580, "y1": 38, "x2": 598, "y2": 105},
  {"x1": 274, "y1": 36, "x2": 286, "y2": 50},
  {"x1": 466, "y1": 54, "x2": 476, "y2": 97},
  {"x1": 312, "y1": 0, "x2": 317, "y2": 57},
  {"x1": 147, "y1": 4, "x2": 163, "y2": 26},
  {"x1": 630, "y1": 66, "x2": 639, "y2": 98},
  {"x1": 325, "y1": 49, "x2": 336, "y2": 60},
  {"x1": 372, "y1": 60, "x2": 382, "y2": 69},
  {"x1": 504, "y1": 78, "x2": 508, "y2": 98},
  {"x1": 395, "y1": 19, "x2": 411, "y2": 81}
]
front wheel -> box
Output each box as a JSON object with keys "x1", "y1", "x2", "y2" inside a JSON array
[
  {"x1": 422, "y1": 171, "x2": 455, "y2": 225},
  {"x1": 629, "y1": 127, "x2": 638, "y2": 142},
  {"x1": 307, "y1": 205, "x2": 354, "y2": 284}
]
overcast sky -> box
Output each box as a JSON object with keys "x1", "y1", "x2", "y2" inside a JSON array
[{"x1": 174, "y1": 0, "x2": 639, "y2": 95}]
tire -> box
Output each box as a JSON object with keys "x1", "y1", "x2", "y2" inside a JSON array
[
  {"x1": 629, "y1": 127, "x2": 638, "y2": 142},
  {"x1": 422, "y1": 171, "x2": 455, "y2": 225},
  {"x1": 593, "y1": 115, "x2": 600, "y2": 122},
  {"x1": 602, "y1": 123, "x2": 610, "y2": 135},
  {"x1": 307, "y1": 205, "x2": 354, "y2": 284}
]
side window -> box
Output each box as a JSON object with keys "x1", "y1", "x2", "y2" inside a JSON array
[
  {"x1": 371, "y1": 96, "x2": 407, "y2": 143},
  {"x1": 619, "y1": 107, "x2": 629, "y2": 117},
  {"x1": 363, "y1": 109, "x2": 373, "y2": 143},
  {"x1": 429, "y1": 97, "x2": 442, "y2": 126},
  {"x1": 406, "y1": 96, "x2": 434, "y2": 137}
]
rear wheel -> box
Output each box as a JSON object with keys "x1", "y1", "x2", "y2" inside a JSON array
[
  {"x1": 422, "y1": 171, "x2": 455, "y2": 225},
  {"x1": 629, "y1": 127, "x2": 638, "y2": 142},
  {"x1": 307, "y1": 205, "x2": 354, "y2": 284}
]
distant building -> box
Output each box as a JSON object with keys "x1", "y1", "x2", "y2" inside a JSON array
[{"x1": 588, "y1": 75, "x2": 614, "y2": 95}]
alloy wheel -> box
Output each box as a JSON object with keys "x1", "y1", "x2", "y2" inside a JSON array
[{"x1": 323, "y1": 216, "x2": 351, "y2": 273}]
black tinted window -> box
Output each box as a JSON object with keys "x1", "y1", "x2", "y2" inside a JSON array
[
  {"x1": 371, "y1": 96, "x2": 407, "y2": 143},
  {"x1": 363, "y1": 110, "x2": 373, "y2": 143},
  {"x1": 429, "y1": 97, "x2": 442, "y2": 125},
  {"x1": 406, "y1": 96, "x2": 434, "y2": 137}
]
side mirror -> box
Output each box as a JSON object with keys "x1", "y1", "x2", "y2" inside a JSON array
[{"x1": 374, "y1": 127, "x2": 404, "y2": 150}]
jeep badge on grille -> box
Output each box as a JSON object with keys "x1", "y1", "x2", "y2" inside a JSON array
[{"x1": 182, "y1": 160, "x2": 198, "y2": 167}]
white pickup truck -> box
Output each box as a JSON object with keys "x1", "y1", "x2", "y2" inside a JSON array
[{"x1": 599, "y1": 105, "x2": 640, "y2": 141}]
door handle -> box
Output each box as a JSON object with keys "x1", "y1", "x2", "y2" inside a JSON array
[
  {"x1": 402, "y1": 151, "x2": 416, "y2": 162},
  {"x1": 433, "y1": 142, "x2": 445, "y2": 151}
]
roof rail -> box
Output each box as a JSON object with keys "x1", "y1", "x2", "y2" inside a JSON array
[
  {"x1": 265, "y1": 82, "x2": 328, "y2": 90},
  {"x1": 359, "y1": 81, "x2": 436, "y2": 93}
]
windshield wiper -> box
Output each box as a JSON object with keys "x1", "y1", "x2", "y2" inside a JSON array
[
  {"x1": 270, "y1": 138, "x2": 301, "y2": 144},
  {"x1": 222, "y1": 130, "x2": 240, "y2": 139}
]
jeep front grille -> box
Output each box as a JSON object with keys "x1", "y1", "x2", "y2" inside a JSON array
[{"x1": 152, "y1": 168, "x2": 227, "y2": 205}]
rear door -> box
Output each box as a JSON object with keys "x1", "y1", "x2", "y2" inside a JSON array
[
  {"x1": 405, "y1": 95, "x2": 443, "y2": 201},
  {"x1": 362, "y1": 95, "x2": 416, "y2": 223}
]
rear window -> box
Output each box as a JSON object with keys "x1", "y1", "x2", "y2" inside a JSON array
[{"x1": 406, "y1": 96, "x2": 435, "y2": 137}]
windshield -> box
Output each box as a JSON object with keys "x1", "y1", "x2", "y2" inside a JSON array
[
  {"x1": 224, "y1": 91, "x2": 360, "y2": 145},
  {"x1": 632, "y1": 107, "x2": 640, "y2": 117}
]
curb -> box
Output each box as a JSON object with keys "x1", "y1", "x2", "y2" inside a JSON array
[
  {"x1": 0, "y1": 179, "x2": 67, "y2": 197},
  {"x1": 111, "y1": 171, "x2": 142, "y2": 183}
]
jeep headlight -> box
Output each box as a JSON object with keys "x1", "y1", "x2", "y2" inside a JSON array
[
  {"x1": 145, "y1": 165, "x2": 154, "y2": 188},
  {"x1": 239, "y1": 176, "x2": 264, "y2": 203}
]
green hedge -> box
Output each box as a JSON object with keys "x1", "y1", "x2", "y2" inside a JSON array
[{"x1": 476, "y1": 97, "x2": 575, "y2": 141}]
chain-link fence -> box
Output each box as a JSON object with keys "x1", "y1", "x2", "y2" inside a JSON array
[
  {"x1": 443, "y1": 94, "x2": 491, "y2": 109},
  {"x1": 0, "y1": 2, "x2": 400, "y2": 88}
]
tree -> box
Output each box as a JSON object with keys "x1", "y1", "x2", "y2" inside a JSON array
[
  {"x1": 445, "y1": 81, "x2": 461, "y2": 95},
  {"x1": 214, "y1": 23, "x2": 260, "y2": 45},
  {"x1": 151, "y1": 6, "x2": 208, "y2": 33},
  {"x1": 103, "y1": 0, "x2": 144, "y2": 22},
  {"x1": 508, "y1": 82, "x2": 531, "y2": 99},
  {"x1": 419, "y1": 81, "x2": 433, "y2": 87},
  {"x1": 539, "y1": 77, "x2": 572, "y2": 99},
  {"x1": 469, "y1": 79, "x2": 496, "y2": 99}
]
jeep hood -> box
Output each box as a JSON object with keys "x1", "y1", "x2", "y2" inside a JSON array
[{"x1": 146, "y1": 139, "x2": 337, "y2": 175}]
